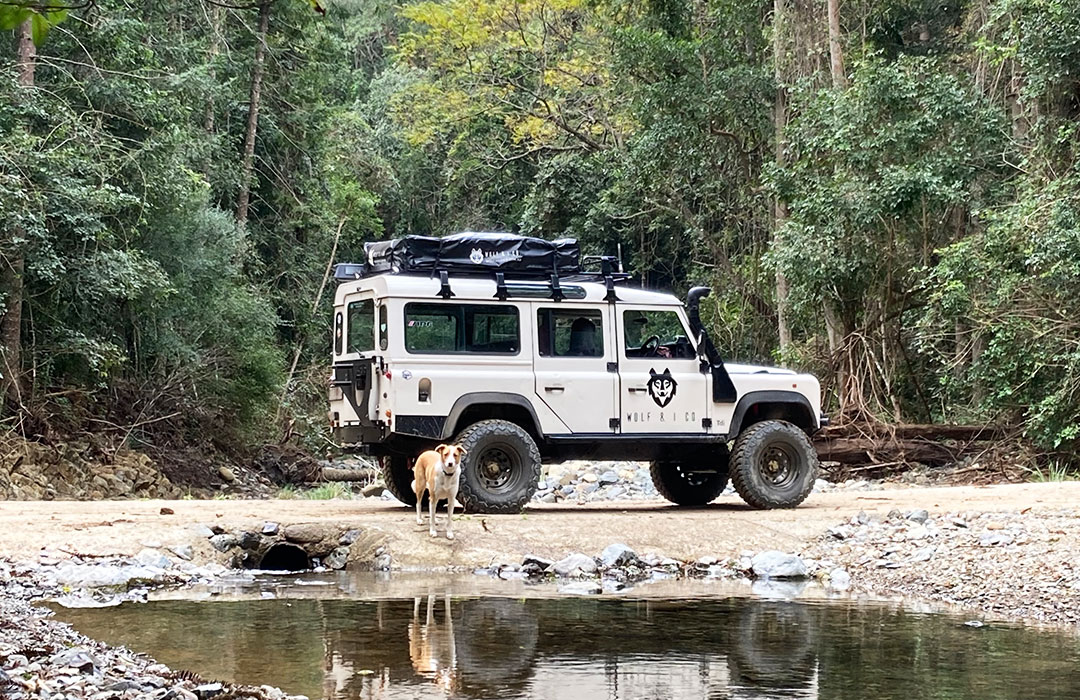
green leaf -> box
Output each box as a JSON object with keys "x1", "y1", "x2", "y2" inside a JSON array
[{"x1": 30, "y1": 13, "x2": 49, "y2": 45}]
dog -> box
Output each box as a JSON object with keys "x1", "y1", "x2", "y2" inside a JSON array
[
  {"x1": 408, "y1": 593, "x2": 457, "y2": 691},
  {"x1": 411, "y1": 444, "x2": 466, "y2": 539}
]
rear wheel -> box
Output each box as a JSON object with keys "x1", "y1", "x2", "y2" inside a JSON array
[
  {"x1": 379, "y1": 454, "x2": 426, "y2": 507},
  {"x1": 650, "y1": 451, "x2": 729, "y2": 506},
  {"x1": 730, "y1": 420, "x2": 817, "y2": 509},
  {"x1": 455, "y1": 420, "x2": 541, "y2": 514}
]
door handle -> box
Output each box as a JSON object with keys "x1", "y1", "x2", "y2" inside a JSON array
[
  {"x1": 544, "y1": 386, "x2": 565, "y2": 392},
  {"x1": 628, "y1": 387, "x2": 648, "y2": 393}
]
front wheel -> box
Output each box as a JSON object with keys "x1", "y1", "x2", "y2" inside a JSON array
[
  {"x1": 730, "y1": 420, "x2": 818, "y2": 509},
  {"x1": 455, "y1": 420, "x2": 541, "y2": 514}
]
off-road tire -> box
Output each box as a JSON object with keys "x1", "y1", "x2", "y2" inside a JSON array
[
  {"x1": 730, "y1": 420, "x2": 817, "y2": 509},
  {"x1": 650, "y1": 456, "x2": 730, "y2": 506},
  {"x1": 454, "y1": 419, "x2": 541, "y2": 514},
  {"x1": 379, "y1": 454, "x2": 427, "y2": 507}
]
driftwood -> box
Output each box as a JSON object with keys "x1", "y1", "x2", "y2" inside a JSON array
[{"x1": 813, "y1": 422, "x2": 1007, "y2": 468}]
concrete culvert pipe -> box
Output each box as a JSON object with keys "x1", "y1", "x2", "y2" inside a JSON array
[{"x1": 258, "y1": 543, "x2": 311, "y2": 571}]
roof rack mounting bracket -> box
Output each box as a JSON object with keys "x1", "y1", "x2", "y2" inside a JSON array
[
  {"x1": 604, "y1": 274, "x2": 620, "y2": 303},
  {"x1": 493, "y1": 272, "x2": 509, "y2": 301},
  {"x1": 550, "y1": 273, "x2": 565, "y2": 302},
  {"x1": 437, "y1": 270, "x2": 455, "y2": 299}
]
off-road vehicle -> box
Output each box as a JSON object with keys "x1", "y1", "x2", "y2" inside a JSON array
[{"x1": 329, "y1": 232, "x2": 826, "y2": 514}]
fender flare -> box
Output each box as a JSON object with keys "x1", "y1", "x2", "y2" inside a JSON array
[
  {"x1": 442, "y1": 392, "x2": 543, "y2": 439},
  {"x1": 726, "y1": 390, "x2": 818, "y2": 438}
]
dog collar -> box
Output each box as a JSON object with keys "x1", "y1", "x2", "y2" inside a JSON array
[{"x1": 442, "y1": 468, "x2": 456, "y2": 476}]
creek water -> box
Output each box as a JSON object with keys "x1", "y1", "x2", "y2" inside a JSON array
[{"x1": 52, "y1": 573, "x2": 1080, "y2": 700}]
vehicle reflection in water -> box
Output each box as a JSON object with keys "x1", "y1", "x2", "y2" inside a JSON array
[{"x1": 53, "y1": 583, "x2": 1080, "y2": 700}]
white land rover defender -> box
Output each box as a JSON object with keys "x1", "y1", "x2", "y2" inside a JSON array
[{"x1": 329, "y1": 233, "x2": 827, "y2": 514}]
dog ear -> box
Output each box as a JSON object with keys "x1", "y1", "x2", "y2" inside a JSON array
[
  {"x1": 435, "y1": 444, "x2": 449, "y2": 457},
  {"x1": 455, "y1": 445, "x2": 467, "y2": 458}
]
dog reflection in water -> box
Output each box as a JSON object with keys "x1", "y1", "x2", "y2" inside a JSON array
[{"x1": 409, "y1": 593, "x2": 458, "y2": 691}]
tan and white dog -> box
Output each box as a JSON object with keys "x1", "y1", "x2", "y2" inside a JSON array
[{"x1": 411, "y1": 444, "x2": 466, "y2": 539}]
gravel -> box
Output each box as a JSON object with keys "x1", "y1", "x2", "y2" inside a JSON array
[{"x1": 803, "y1": 506, "x2": 1080, "y2": 625}]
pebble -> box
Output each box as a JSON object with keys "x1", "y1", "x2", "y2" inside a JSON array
[
  {"x1": 167, "y1": 545, "x2": 194, "y2": 561},
  {"x1": 262, "y1": 522, "x2": 281, "y2": 536},
  {"x1": 209, "y1": 534, "x2": 238, "y2": 552},
  {"x1": 828, "y1": 568, "x2": 852, "y2": 591},
  {"x1": 906, "y1": 509, "x2": 930, "y2": 523}
]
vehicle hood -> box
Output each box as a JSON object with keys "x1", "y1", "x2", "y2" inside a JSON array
[{"x1": 723, "y1": 362, "x2": 797, "y2": 375}]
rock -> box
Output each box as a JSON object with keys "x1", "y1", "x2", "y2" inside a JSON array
[
  {"x1": 604, "y1": 486, "x2": 626, "y2": 499},
  {"x1": 581, "y1": 482, "x2": 599, "y2": 495},
  {"x1": 54, "y1": 564, "x2": 166, "y2": 589},
  {"x1": 540, "y1": 492, "x2": 557, "y2": 503},
  {"x1": 50, "y1": 648, "x2": 99, "y2": 673},
  {"x1": 558, "y1": 580, "x2": 602, "y2": 595},
  {"x1": 599, "y1": 543, "x2": 637, "y2": 568},
  {"x1": 886, "y1": 509, "x2": 902, "y2": 520},
  {"x1": 209, "y1": 534, "x2": 239, "y2": 552},
  {"x1": 194, "y1": 682, "x2": 225, "y2": 699},
  {"x1": 986, "y1": 521, "x2": 1005, "y2": 531},
  {"x1": 906, "y1": 509, "x2": 930, "y2": 523},
  {"x1": 163, "y1": 688, "x2": 199, "y2": 700},
  {"x1": 283, "y1": 523, "x2": 335, "y2": 544},
  {"x1": 218, "y1": 467, "x2": 236, "y2": 483},
  {"x1": 909, "y1": 546, "x2": 936, "y2": 563},
  {"x1": 750, "y1": 551, "x2": 808, "y2": 579},
  {"x1": 827, "y1": 525, "x2": 853, "y2": 540},
  {"x1": 828, "y1": 568, "x2": 852, "y2": 591},
  {"x1": 262, "y1": 521, "x2": 281, "y2": 536},
  {"x1": 192, "y1": 524, "x2": 216, "y2": 539},
  {"x1": 582, "y1": 473, "x2": 598, "y2": 483},
  {"x1": 979, "y1": 532, "x2": 1013, "y2": 547},
  {"x1": 169, "y1": 543, "x2": 194, "y2": 561},
  {"x1": 108, "y1": 680, "x2": 145, "y2": 692},
  {"x1": 159, "y1": 507, "x2": 175, "y2": 515},
  {"x1": 553, "y1": 553, "x2": 598, "y2": 577},
  {"x1": 602, "y1": 579, "x2": 627, "y2": 593},
  {"x1": 238, "y1": 531, "x2": 263, "y2": 550},
  {"x1": 599, "y1": 470, "x2": 619, "y2": 484},
  {"x1": 361, "y1": 483, "x2": 384, "y2": 498},
  {"x1": 325, "y1": 547, "x2": 350, "y2": 570},
  {"x1": 340, "y1": 529, "x2": 361, "y2": 545},
  {"x1": 136, "y1": 548, "x2": 172, "y2": 570},
  {"x1": 373, "y1": 553, "x2": 392, "y2": 570},
  {"x1": 522, "y1": 554, "x2": 554, "y2": 571}
]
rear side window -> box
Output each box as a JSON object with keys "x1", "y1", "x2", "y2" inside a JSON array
[
  {"x1": 347, "y1": 299, "x2": 374, "y2": 353},
  {"x1": 537, "y1": 308, "x2": 604, "y2": 357},
  {"x1": 404, "y1": 303, "x2": 520, "y2": 354}
]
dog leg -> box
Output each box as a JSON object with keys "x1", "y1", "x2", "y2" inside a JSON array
[
  {"x1": 428, "y1": 492, "x2": 438, "y2": 537},
  {"x1": 415, "y1": 490, "x2": 423, "y2": 526},
  {"x1": 445, "y1": 495, "x2": 454, "y2": 540}
]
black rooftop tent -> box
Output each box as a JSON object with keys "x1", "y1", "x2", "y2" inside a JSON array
[{"x1": 362, "y1": 232, "x2": 580, "y2": 277}]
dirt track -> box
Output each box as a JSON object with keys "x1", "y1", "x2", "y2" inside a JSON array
[{"x1": 3, "y1": 481, "x2": 1077, "y2": 567}]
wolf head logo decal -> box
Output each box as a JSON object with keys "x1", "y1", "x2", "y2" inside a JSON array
[
  {"x1": 647, "y1": 368, "x2": 677, "y2": 408},
  {"x1": 469, "y1": 248, "x2": 484, "y2": 264}
]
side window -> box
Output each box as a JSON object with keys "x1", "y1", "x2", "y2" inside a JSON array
[
  {"x1": 378, "y1": 304, "x2": 388, "y2": 351},
  {"x1": 623, "y1": 309, "x2": 695, "y2": 359},
  {"x1": 538, "y1": 308, "x2": 604, "y2": 357},
  {"x1": 347, "y1": 299, "x2": 374, "y2": 353},
  {"x1": 404, "y1": 303, "x2": 520, "y2": 354}
]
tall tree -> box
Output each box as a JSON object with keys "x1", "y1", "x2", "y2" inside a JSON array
[
  {"x1": 236, "y1": 0, "x2": 271, "y2": 226},
  {"x1": 0, "y1": 20, "x2": 35, "y2": 408}
]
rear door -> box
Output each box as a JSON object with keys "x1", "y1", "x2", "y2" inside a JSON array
[
  {"x1": 533, "y1": 305, "x2": 619, "y2": 434},
  {"x1": 617, "y1": 306, "x2": 708, "y2": 434}
]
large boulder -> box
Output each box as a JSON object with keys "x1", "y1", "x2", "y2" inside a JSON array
[{"x1": 750, "y1": 551, "x2": 808, "y2": 579}]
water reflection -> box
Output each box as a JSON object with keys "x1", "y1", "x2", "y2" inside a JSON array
[{"x1": 53, "y1": 585, "x2": 1080, "y2": 700}]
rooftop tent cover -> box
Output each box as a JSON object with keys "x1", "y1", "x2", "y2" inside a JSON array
[{"x1": 363, "y1": 232, "x2": 580, "y2": 276}]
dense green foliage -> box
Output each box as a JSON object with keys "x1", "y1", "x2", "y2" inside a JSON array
[{"x1": 1, "y1": 0, "x2": 1078, "y2": 461}]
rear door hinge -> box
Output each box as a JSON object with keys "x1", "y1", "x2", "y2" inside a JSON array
[
  {"x1": 607, "y1": 361, "x2": 619, "y2": 373},
  {"x1": 702, "y1": 417, "x2": 713, "y2": 429},
  {"x1": 609, "y1": 417, "x2": 620, "y2": 430}
]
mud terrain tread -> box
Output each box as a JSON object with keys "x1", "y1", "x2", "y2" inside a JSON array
[
  {"x1": 649, "y1": 461, "x2": 729, "y2": 506},
  {"x1": 730, "y1": 419, "x2": 818, "y2": 509},
  {"x1": 380, "y1": 454, "x2": 423, "y2": 507},
  {"x1": 455, "y1": 419, "x2": 541, "y2": 514}
]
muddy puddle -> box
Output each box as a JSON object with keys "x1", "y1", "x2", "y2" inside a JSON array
[{"x1": 52, "y1": 573, "x2": 1080, "y2": 699}]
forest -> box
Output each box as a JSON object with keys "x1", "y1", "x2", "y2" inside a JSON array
[{"x1": 1, "y1": 0, "x2": 1078, "y2": 473}]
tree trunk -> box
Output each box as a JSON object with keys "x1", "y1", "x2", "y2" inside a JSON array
[
  {"x1": 826, "y1": 0, "x2": 847, "y2": 89},
  {"x1": 773, "y1": 0, "x2": 792, "y2": 355},
  {"x1": 1, "y1": 21, "x2": 36, "y2": 409},
  {"x1": 235, "y1": 1, "x2": 271, "y2": 227},
  {"x1": 204, "y1": 4, "x2": 223, "y2": 137}
]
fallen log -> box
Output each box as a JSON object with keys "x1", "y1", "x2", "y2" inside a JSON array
[
  {"x1": 319, "y1": 466, "x2": 377, "y2": 482},
  {"x1": 812, "y1": 422, "x2": 1007, "y2": 468}
]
